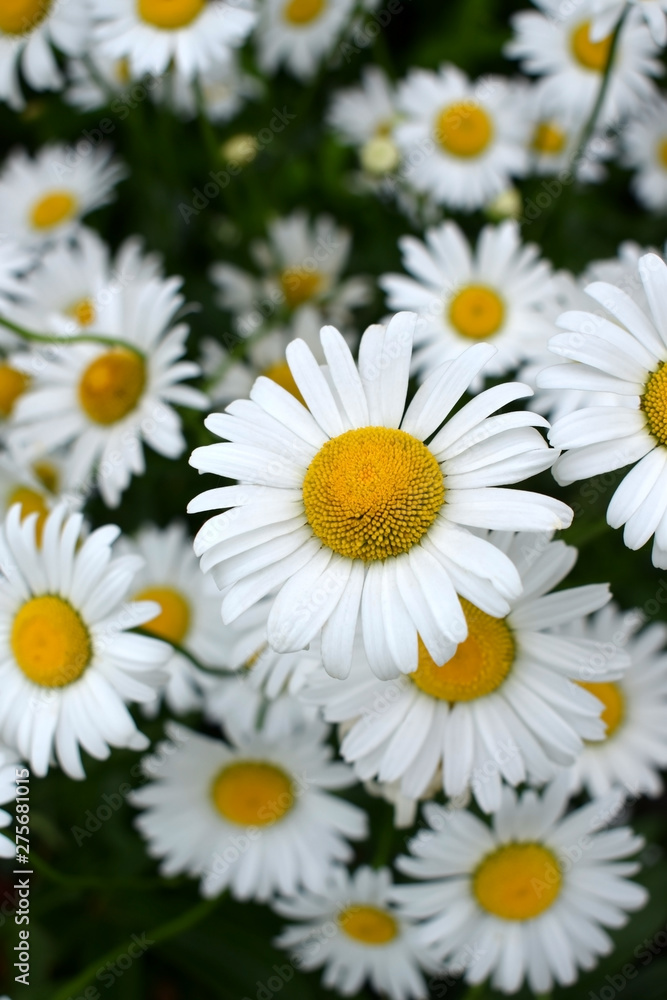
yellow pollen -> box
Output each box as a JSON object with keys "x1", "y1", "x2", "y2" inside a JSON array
[
  {"x1": 136, "y1": 586, "x2": 191, "y2": 645},
  {"x1": 302, "y1": 427, "x2": 444, "y2": 562},
  {"x1": 474, "y1": 843, "x2": 562, "y2": 920},
  {"x1": 262, "y1": 360, "x2": 306, "y2": 406},
  {"x1": 7, "y1": 487, "x2": 49, "y2": 544},
  {"x1": 0, "y1": 364, "x2": 29, "y2": 417},
  {"x1": 578, "y1": 680, "x2": 625, "y2": 738},
  {"x1": 0, "y1": 0, "x2": 51, "y2": 35},
  {"x1": 11, "y1": 595, "x2": 91, "y2": 687},
  {"x1": 115, "y1": 57, "x2": 131, "y2": 85},
  {"x1": 32, "y1": 460, "x2": 59, "y2": 493},
  {"x1": 30, "y1": 191, "x2": 78, "y2": 231},
  {"x1": 412, "y1": 600, "x2": 515, "y2": 702},
  {"x1": 78, "y1": 348, "x2": 146, "y2": 425},
  {"x1": 448, "y1": 285, "x2": 505, "y2": 340},
  {"x1": 211, "y1": 761, "x2": 294, "y2": 826},
  {"x1": 66, "y1": 297, "x2": 96, "y2": 328},
  {"x1": 571, "y1": 21, "x2": 613, "y2": 72},
  {"x1": 531, "y1": 121, "x2": 567, "y2": 155},
  {"x1": 338, "y1": 905, "x2": 399, "y2": 945},
  {"x1": 137, "y1": 0, "x2": 205, "y2": 29},
  {"x1": 658, "y1": 138, "x2": 667, "y2": 169},
  {"x1": 283, "y1": 0, "x2": 325, "y2": 25},
  {"x1": 280, "y1": 267, "x2": 324, "y2": 308},
  {"x1": 243, "y1": 644, "x2": 266, "y2": 670},
  {"x1": 641, "y1": 363, "x2": 667, "y2": 446},
  {"x1": 435, "y1": 102, "x2": 493, "y2": 158}
]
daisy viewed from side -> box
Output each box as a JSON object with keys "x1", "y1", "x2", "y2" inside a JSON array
[
  {"x1": 255, "y1": 0, "x2": 356, "y2": 81},
  {"x1": 328, "y1": 66, "x2": 401, "y2": 176}
]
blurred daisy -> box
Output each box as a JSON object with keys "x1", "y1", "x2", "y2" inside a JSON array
[
  {"x1": 130, "y1": 717, "x2": 367, "y2": 900},
  {"x1": 0, "y1": 360, "x2": 30, "y2": 422},
  {"x1": 0, "y1": 505, "x2": 170, "y2": 779},
  {"x1": 593, "y1": 0, "x2": 667, "y2": 46},
  {"x1": 392, "y1": 782, "x2": 648, "y2": 995},
  {"x1": 543, "y1": 252, "x2": 667, "y2": 568},
  {"x1": 395, "y1": 66, "x2": 528, "y2": 211},
  {"x1": 622, "y1": 97, "x2": 667, "y2": 212},
  {"x1": 165, "y1": 58, "x2": 262, "y2": 123},
  {"x1": 201, "y1": 668, "x2": 316, "y2": 743},
  {"x1": 328, "y1": 66, "x2": 401, "y2": 176},
  {"x1": 255, "y1": 0, "x2": 355, "y2": 80},
  {"x1": 520, "y1": 83, "x2": 612, "y2": 182},
  {"x1": 65, "y1": 52, "x2": 137, "y2": 111},
  {"x1": 274, "y1": 866, "x2": 440, "y2": 1000},
  {"x1": 381, "y1": 220, "x2": 556, "y2": 386},
  {"x1": 0, "y1": 745, "x2": 20, "y2": 858},
  {"x1": 0, "y1": 145, "x2": 125, "y2": 251},
  {"x1": 0, "y1": 237, "x2": 33, "y2": 303},
  {"x1": 91, "y1": 0, "x2": 256, "y2": 82},
  {"x1": 0, "y1": 451, "x2": 78, "y2": 542},
  {"x1": 189, "y1": 312, "x2": 571, "y2": 681}
]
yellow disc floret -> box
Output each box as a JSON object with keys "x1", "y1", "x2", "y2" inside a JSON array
[
  {"x1": 11, "y1": 595, "x2": 92, "y2": 687},
  {"x1": 0, "y1": 364, "x2": 29, "y2": 418},
  {"x1": 211, "y1": 761, "x2": 294, "y2": 826},
  {"x1": 412, "y1": 600, "x2": 515, "y2": 701},
  {"x1": 473, "y1": 843, "x2": 562, "y2": 920},
  {"x1": 262, "y1": 360, "x2": 306, "y2": 405},
  {"x1": 578, "y1": 680, "x2": 625, "y2": 738},
  {"x1": 338, "y1": 905, "x2": 399, "y2": 945},
  {"x1": 658, "y1": 138, "x2": 667, "y2": 169},
  {"x1": 0, "y1": 0, "x2": 51, "y2": 35},
  {"x1": 571, "y1": 21, "x2": 613, "y2": 72},
  {"x1": 303, "y1": 427, "x2": 444, "y2": 562},
  {"x1": 78, "y1": 348, "x2": 146, "y2": 426},
  {"x1": 67, "y1": 297, "x2": 96, "y2": 328},
  {"x1": 448, "y1": 285, "x2": 505, "y2": 340},
  {"x1": 436, "y1": 102, "x2": 494, "y2": 158},
  {"x1": 7, "y1": 487, "x2": 50, "y2": 544},
  {"x1": 641, "y1": 363, "x2": 667, "y2": 446},
  {"x1": 283, "y1": 0, "x2": 325, "y2": 25},
  {"x1": 280, "y1": 267, "x2": 324, "y2": 308},
  {"x1": 136, "y1": 586, "x2": 191, "y2": 645},
  {"x1": 531, "y1": 121, "x2": 567, "y2": 155},
  {"x1": 30, "y1": 191, "x2": 78, "y2": 231},
  {"x1": 137, "y1": 0, "x2": 205, "y2": 29}
]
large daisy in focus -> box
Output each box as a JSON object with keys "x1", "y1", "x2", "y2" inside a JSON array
[{"x1": 189, "y1": 312, "x2": 571, "y2": 681}]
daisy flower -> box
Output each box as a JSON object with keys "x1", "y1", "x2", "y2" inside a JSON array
[
  {"x1": 505, "y1": 0, "x2": 661, "y2": 127},
  {"x1": 165, "y1": 57, "x2": 262, "y2": 123},
  {"x1": 0, "y1": 505, "x2": 170, "y2": 779},
  {"x1": 65, "y1": 51, "x2": 136, "y2": 112},
  {"x1": 328, "y1": 66, "x2": 401, "y2": 176},
  {"x1": 0, "y1": 0, "x2": 92, "y2": 110},
  {"x1": 255, "y1": 0, "x2": 356, "y2": 81},
  {"x1": 542, "y1": 252, "x2": 667, "y2": 568},
  {"x1": 0, "y1": 745, "x2": 20, "y2": 859},
  {"x1": 0, "y1": 237, "x2": 33, "y2": 303},
  {"x1": 301, "y1": 531, "x2": 625, "y2": 813},
  {"x1": 189, "y1": 312, "x2": 572, "y2": 681},
  {"x1": 380, "y1": 220, "x2": 556, "y2": 387},
  {"x1": 130, "y1": 717, "x2": 367, "y2": 900},
  {"x1": 391, "y1": 782, "x2": 648, "y2": 995},
  {"x1": 200, "y1": 669, "x2": 316, "y2": 743},
  {"x1": 394, "y1": 65, "x2": 528, "y2": 212},
  {"x1": 0, "y1": 451, "x2": 79, "y2": 542},
  {"x1": 0, "y1": 145, "x2": 125, "y2": 251},
  {"x1": 592, "y1": 0, "x2": 667, "y2": 46},
  {"x1": 90, "y1": 0, "x2": 256, "y2": 82},
  {"x1": 274, "y1": 866, "x2": 440, "y2": 1000},
  {"x1": 8, "y1": 263, "x2": 207, "y2": 508},
  {"x1": 622, "y1": 97, "x2": 667, "y2": 212}
]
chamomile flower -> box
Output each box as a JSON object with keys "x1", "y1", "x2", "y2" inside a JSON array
[
  {"x1": 592, "y1": 0, "x2": 667, "y2": 46},
  {"x1": 622, "y1": 97, "x2": 667, "y2": 212},
  {"x1": 392, "y1": 782, "x2": 648, "y2": 995},
  {"x1": 381, "y1": 220, "x2": 556, "y2": 387},
  {"x1": 0, "y1": 745, "x2": 19, "y2": 858},
  {"x1": 520, "y1": 83, "x2": 612, "y2": 182},
  {"x1": 255, "y1": 0, "x2": 356, "y2": 81},
  {"x1": 0, "y1": 238, "x2": 33, "y2": 302},
  {"x1": 90, "y1": 0, "x2": 256, "y2": 83},
  {"x1": 8, "y1": 264, "x2": 207, "y2": 508},
  {"x1": 301, "y1": 531, "x2": 624, "y2": 813},
  {"x1": 0, "y1": 145, "x2": 125, "y2": 251},
  {"x1": 0, "y1": 505, "x2": 170, "y2": 779},
  {"x1": 328, "y1": 66, "x2": 401, "y2": 176},
  {"x1": 0, "y1": 451, "x2": 78, "y2": 542},
  {"x1": 394, "y1": 65, "x2": 528, "y2": 212},
  {"x1": 543, "y1": 252, "x2": 667, "y2": 568},
  {"x1": 189, "y1": 312, "x2": 571, "y2": 681},
  {"x1": 65, "y1": 52, "x2": 136, "y2": 111},
  {"x1": 130, "y1": 718, "x2": 367, "y2": 900},
  {"x1": 274, "y1": 866, "x2": 440, "y2": 1000},
  {"x1": 165, "y1": 58, "x2": 262, "y2": 123}
]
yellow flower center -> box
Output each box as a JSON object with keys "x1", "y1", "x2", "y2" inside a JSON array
[
  {"x1": 136, "y1": 586, "x2": 191, "y2": 644},
  {"x1": 571, "y1": 21, "x2": 613, "y2": 72},
  {"x1": 657, "y1": 138, "x2": 667, "y2": 169},
  {"x1": 78, "y1": 348, "x2": 146, "y2": 426},
  {"x1": 531, "y1": 121, "x2": 567, "y2": 155},
  {"x1": 280, "y1": 267, "x2": 324, "y2": 308},
  {"x1": 338, "y1": 905, "x2": 399, "y2": 945},
  {"x1": 474, "y1": 843, "x2": 562, "y2": 920},
  {"x1": 578, "y1": 680, "x2": 625, "y2": 738},
  {"x1": 30, "y1": 191, "x2": 78, "y2": 232},
  {"x1": 66, "y1": 297, "x2": 96, "y2": 328},
  {"x1": 412, "y1": 600, "x2": 514, "y2": 701},
  {"x1": 0, "y1": 364, "x2": 29, "y2": 417},
  {"x1": 641, "y1": 363, "x2": 667, "y2": 446},
  {"x1": 7, "y1": 487, "x2": 49, "y2": 544},
  {"x1": 211, "y1": 761, "x2": 294, "y2": 826},
  {"x1": 448, "y1": 285, "x2": 505, "y2": 340},
  {"x1": 33, "y1": 460, "x2": 59, "y2": 493},
  {"x1": 115, "y1": 57, "x2": 132, "y2": 85},
  {"x1": 0, "y1": 0, "x2": 51, "y2": 35},
  {"x1": 11, "y1": 595, "x2": 91, "y2": 687},
  {"x1": 137, "y1": 0, "x2": 205, "y2": 29},
  {"x1": 302, "y1": 427, "x2": 444, "y2": 562},
  {"x1": 262, "y1": 359, "x2": 306, "y2": 406},
  {"x1": 435, "y1": 102, "x2": 494, "y2": 158},
  {"x1": 283, "y1": 0, "x2": 325, "y2": 25}
]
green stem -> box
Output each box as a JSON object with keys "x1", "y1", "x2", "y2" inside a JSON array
[
  {"x1": 462, "y1": 984, "x2": 488, "y2": 999},
  {"x1": 30, "y1": 853, "x2": 184, "y2": 892},
  {"x1": 0, "y1": 315, "x2": 142, "y2": 355}
]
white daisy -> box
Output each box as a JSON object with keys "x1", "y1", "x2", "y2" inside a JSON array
[
  {"x1": 391, "y1": 782, "x2": 648, "y2": 995},
  {"x1": 328, "y1": 66, "x2": 401, "y2": 176},
  {"x1": 622, "y1": 97, "x2": 667, "y2": 212},
  {"x1": 201, "y1": 670, "x2": 315, "y2": 743},
  {"x1": 0, "y1": 237, "x2": 33, "y2": 303},
  {"x1": 0, "y1": 359, "x2": 30, "y2": 422},
  {"x1": 381, "y1": 220, "x2": 556, "y2": 387},
  {"x1": 255, "y1": 0, "x2": 356, "y2": 81},
  {"x1": 0, "y1": 451, "x2": 80, "y2": 541},
  {"x1": 189, "y1": 312, "x2": 572, "y2": 681},
  {"x1": 65, "y1": 51, "x2": 136, "y2": 112},
  {"x1": 130, "y1": 717, "x2": 367, "y2": 900},
  {"x1": 0, "y1": 504, "x2": 170, "y2": 779},
  {"x1": 542, "y1": 252, "x2": 667, "y2": 568},
  {"x1": 164, "y1": 57, "x2": 262, "y2": 123},
  {"x1": 0, "y1": 145, "x2": 125, "y2": 251},
  {"x1": 592, "y1": 0, "x2": 667, "y2": 46},
  {"x1": 274, "y1": 866, "x2": 440, "y2": 1000},
  {"x1": 301, "y1": 531, "x2": 625, "y2": 813},
  {"x1": 505, "y1": 0, "x2": 661, "y2": 127},
  {"x1": 394, "y1": 65, "x2": 528, "y2": 212},
  {"x1": 0, "y1": 744, "x2": 20, "y2": 859},
  {"x1": 90, "y1": 0, "x2": 256, "y2": 82}
]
